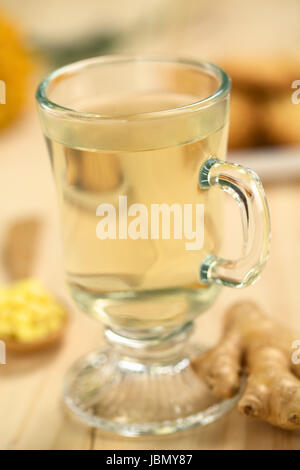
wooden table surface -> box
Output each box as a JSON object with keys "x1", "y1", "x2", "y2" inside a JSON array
[{"x1": 0, "y1": 110, "x2": 300, "y2": 450}]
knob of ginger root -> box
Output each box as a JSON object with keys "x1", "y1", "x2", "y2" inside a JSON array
[{"x1": 192, "y1": 302, "x2": 300, "y2": 430}]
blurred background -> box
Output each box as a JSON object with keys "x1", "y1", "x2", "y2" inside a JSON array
[
  {"x1": 0, "y1": 0, "x2": 300, "y2": 450},
  {"x1": 0, "y1": 0, "x2": 300, "y2": 175},
  {"x1": 0, "y1": 0, "x2": 299, "y2": 367},
  {"x1": 0, "y1": 2, "x2": 299, "y2": 344}
]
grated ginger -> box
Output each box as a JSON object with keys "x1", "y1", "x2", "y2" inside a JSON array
[{"x1": 0, "y1": 279, "x2": 67, "y2": 343}]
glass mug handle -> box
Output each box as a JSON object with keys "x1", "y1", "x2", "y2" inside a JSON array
[{"x1": 199, "y1": 156, "x2": 271, "y2": 288}]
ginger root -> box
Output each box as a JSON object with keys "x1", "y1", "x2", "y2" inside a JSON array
[{"x1": 192, "y1": 302, "x2": 300, "y2": 429}]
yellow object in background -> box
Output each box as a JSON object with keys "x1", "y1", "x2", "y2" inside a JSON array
[
  {"x1": 0, "y1": 279, "x2": 67, "y2": 344},
  {"x1": 0, "y1": 12, "x2": 31, "y2": 130}
]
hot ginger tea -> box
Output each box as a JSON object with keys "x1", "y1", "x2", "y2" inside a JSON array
[{"x1": 45, "y1": 91, "x2": 228, "y2": 329}]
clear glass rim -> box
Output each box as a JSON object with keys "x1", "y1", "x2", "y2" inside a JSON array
[{"x1": 36, "y1": 55, "x2": 231, "y2": 121}]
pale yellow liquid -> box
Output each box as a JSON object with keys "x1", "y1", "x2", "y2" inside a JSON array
[{"x1": 47, "y1": 92, "x2": 228, "y2": 332}]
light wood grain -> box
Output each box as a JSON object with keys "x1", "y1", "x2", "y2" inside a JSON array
[{"x1": 0, "y1": 108, "x2": 300, "y2": 450}]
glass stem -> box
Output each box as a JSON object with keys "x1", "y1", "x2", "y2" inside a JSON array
[{"x1": 104, "y1": 322, "x2": 193, "y2": 371}]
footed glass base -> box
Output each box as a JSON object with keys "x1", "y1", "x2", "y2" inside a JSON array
[{"x1": 64, "y1": 324, "x2": 240, "y2": 436}]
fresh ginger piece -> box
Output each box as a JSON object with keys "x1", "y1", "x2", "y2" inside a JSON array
[{"x1": 192, "y1": 302, "x2": 300, "y2": 430}]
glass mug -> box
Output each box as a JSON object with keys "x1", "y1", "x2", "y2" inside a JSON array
[{"x1": 36, "y1": 57, "x2": 270, "y2": 435}]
